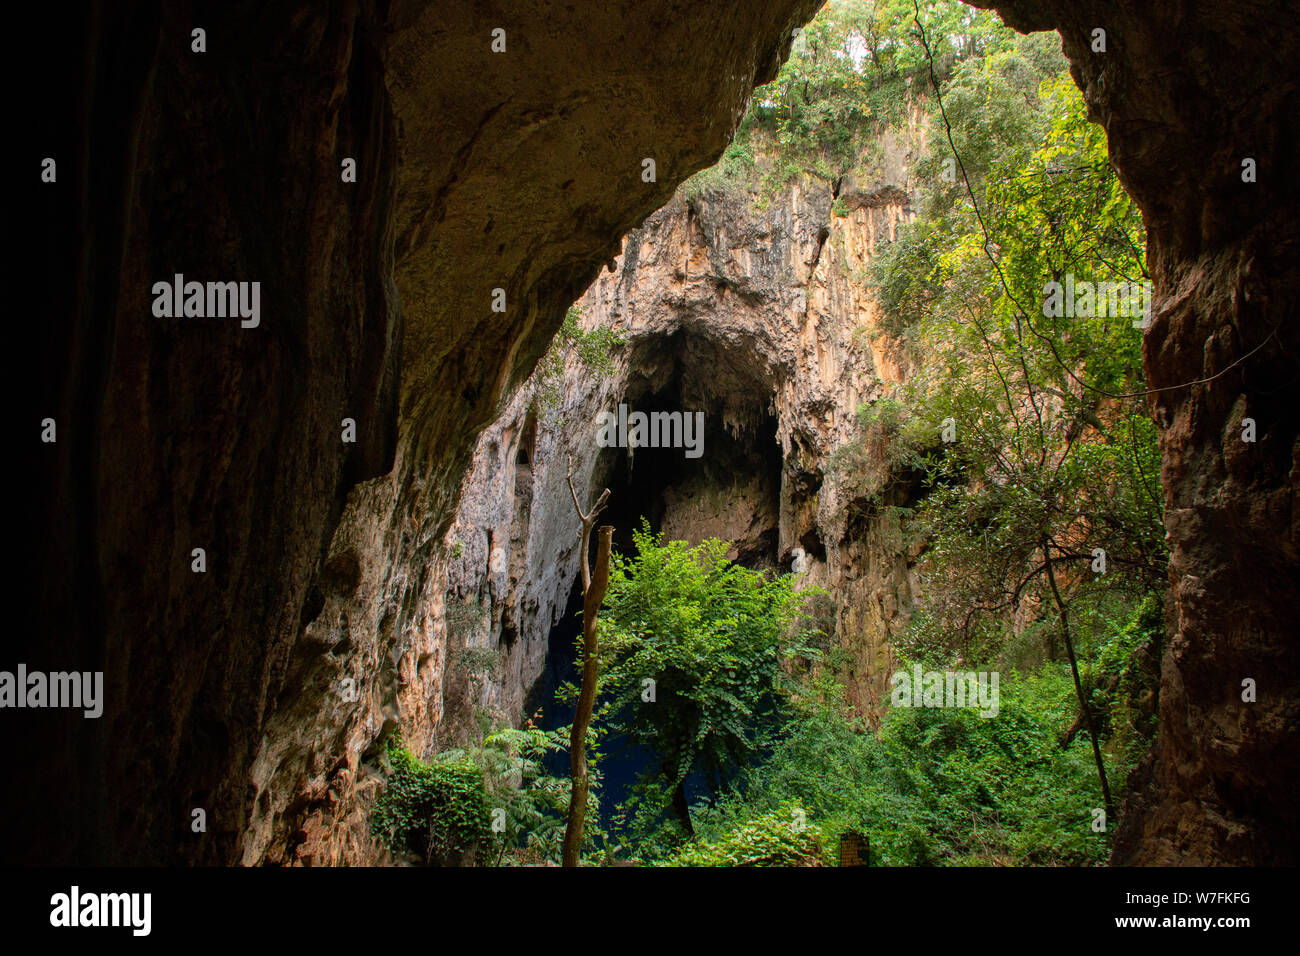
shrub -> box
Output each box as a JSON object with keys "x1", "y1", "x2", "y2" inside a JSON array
[
  {"x1": 444, "y1": 726, "x2": 601, "y2": 866},
  {"x1": 370, "y1": 734, "x2": 492, "y2": 865},
  {"x1": 664, "y1": 807, "x2": 824, "y2": 867}
]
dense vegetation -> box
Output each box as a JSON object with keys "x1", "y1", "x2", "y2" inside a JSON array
[
  {"x1": 370, "y1": 733, "x2": 492, "y2": 865},
  {"x1": 661, "y1": 0, "x2": 1162, "y2": 865},
  {"x1": 575, "y1": 538, "x2": 1156, "y2": 866},
  {"x1": 588, "y1": 526, "x2": 821, "y2": 842},
  {"x1": 690, "y1": 601, "x2": 1162, "y2": 866},
  {"x1": 373, "y1": 540, "x2": 1159, "y2": 866},
  {"x1": 374, "y1": 0, "x2": 1165, "y2": 866},
  {"x1": 685, "y1": 0, "x2": 1022, "y2": 202}
]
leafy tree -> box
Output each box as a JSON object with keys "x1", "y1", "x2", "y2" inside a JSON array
[
  {"x1": 875, "y1": 65, "x2": 1164, "y2": 626},
  {"x1": 856, "y1": 33, "x2": 1164, "y2": 815},
  {"x1": 685, "y1": 0, "x2": 1014, "y2": 200},
  {"x1": 589, "y1": 524, "x2": 821, "y2": 845}
]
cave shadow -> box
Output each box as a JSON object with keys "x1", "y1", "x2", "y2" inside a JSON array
[{"x1": 527, "y1": 353, "x2": 785, "y2": 836}]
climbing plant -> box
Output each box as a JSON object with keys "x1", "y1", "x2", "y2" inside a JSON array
[
  {"x1": 370, "y1": 733, "x2": 492, "y2": 865},
  {"x1": 532, "y1": 304, "x2": 625, "y2": 418}
]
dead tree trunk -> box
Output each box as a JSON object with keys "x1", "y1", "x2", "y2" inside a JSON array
[{"x1": 562, "y1": 463, "x2": 611, "y2": 867}]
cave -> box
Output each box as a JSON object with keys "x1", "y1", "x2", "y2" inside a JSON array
[
  {"x1": 525, "y1": 327, "x2": 785, "y2": 820},
  {"x1": 11, "y1": 0, "x2": 1298, "y2": 871},
  {"x1": 596, "y1": 329, "x2": 784, "y2": 566}
]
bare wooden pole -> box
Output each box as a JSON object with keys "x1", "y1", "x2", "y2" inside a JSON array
[
  {"x1": 563, "y1": 460, "x2": 611, "y2": 867},
  {"x1": 568, "y1": 460, "x2": 609, "y2": 595}
]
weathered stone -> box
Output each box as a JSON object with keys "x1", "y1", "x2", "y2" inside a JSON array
[
  {"x1": 14, "y1": 0, "x2": 1296, "y2": 868},
  {"x1": 15, "y1": 0, "x2": 821, "y2": 866},
  {"x1": 419, "y1": 142, "x2": 930, "y2": 763}
]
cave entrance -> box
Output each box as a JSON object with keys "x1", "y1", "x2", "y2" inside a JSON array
[
  {"x1": 598, "y1": 383, "x2": 783, "y2": 565},
  {"x1": 530, "y1": 328, "x2": 785, "y2": 829}
]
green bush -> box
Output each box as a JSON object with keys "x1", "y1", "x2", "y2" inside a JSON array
[
  {"x1": 664, "y1": 807, "x2": 825, "y2": 867},
  {"x1": 444, "y1": 726, "x2": 603, "y2": 866},
  {"x1": 370, "y1": 734, "x2": 492, "y2": 865}
]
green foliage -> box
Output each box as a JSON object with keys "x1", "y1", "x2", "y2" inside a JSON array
[
  {"x1": 848, "y1": 57, "x2": 1167, "y2": 827},
  {"x1": 682, "y1": 0, "x2": 1013, "y2": 201},
  {"x1": 370, "y1": 733, "x2": 492, "y2": 865},
  {"x1": 868, "y1": 217, "x2": 948, "y2": 336},
  {"x1": 1087, "y1": 594, "x2": 1163, "y2": 765},
  {"x1": 442, "y1": 725, "x2": 602, "y2": 865},
  {"x1": 663, "y1": 806, "x2": 825, "y2": 867},
  {"x1": 682, "y1": 137, "x2": 757, "y2": 202},
  {"x1": 851, "y1": 26, "x2": 1165, "y2": 669},
  {"x1": 452, "y1": 645, "x2": 501, "y2": 683},
  {"x1": 591, "y1": 523, "x2": 823, "y2": 849},
  {"x1": 828, "y1": 395, "x2": 933, "y2": 508},
  {"x1": 687, "y1": 666, "x2": 1122, "y2": 867}
]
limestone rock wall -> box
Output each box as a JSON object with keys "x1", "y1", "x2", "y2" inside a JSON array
[
  {"x1": 421, "y1": 106, "x2": 933, "y2": 792},
  {"x1": 237, "y1": 0, "x2": 829, "y2": 866},
  {"x1": 16, "y1": 0, "x2": 822, "y2": 866},
  {"x1": 15, "y1": 0, "x2": 1296, "y2": 869}
]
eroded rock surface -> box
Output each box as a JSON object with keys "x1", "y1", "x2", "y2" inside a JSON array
[
  {"x1": 15, "y1": 0, "x2": 1296, "y2": 868},
  {"x1": 415, "y1": 116, "x2": 931, "y2": 780},
  {"x1": 18, "y1": 0, "x2": 821, "y2": 866}
]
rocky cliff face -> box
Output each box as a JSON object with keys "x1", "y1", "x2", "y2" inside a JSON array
[
  {"x1": 416, "y1": 108, "x2": 931, "y2": 751},
  {"x1": 254, "y1": 111, "x2": 933, "y2": 863},
  {"x1": 18, "y1": 0, "x2": 822, "y2": 866},
  {"x1": 281, "y1": 0, "x2": 1300, "y2": 867},
  {"x1": 15, "y1": 0, "x2": 1296, "y2": 867}
]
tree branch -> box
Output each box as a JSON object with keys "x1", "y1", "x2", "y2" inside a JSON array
[
  {"x1": 1042, "y1": 536, "x2": 1115, "y2": 820},
  {"x1": 568, "y1": 456, "x2": 610, "y2": 594},
  {"x1": 563, "y1": 458, "x2": 613, "y2": 867}
]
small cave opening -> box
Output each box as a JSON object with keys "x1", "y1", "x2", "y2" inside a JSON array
[
  {"x1": 598, "y1": 380, "x2": 783, "y2": 566},
  {"x1": 529, "y1": 329, "x2": 785, "y2": 828}
]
